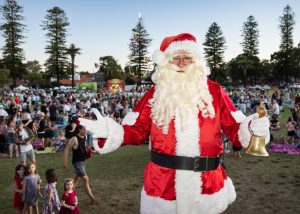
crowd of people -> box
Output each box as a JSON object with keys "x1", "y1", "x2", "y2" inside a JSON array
[
  {"x1": 0, "y1": 85, "x2": 150, "y2": 214},
  {"x1": 0, "y1": 83, "x2": 299, "y2": 213}
]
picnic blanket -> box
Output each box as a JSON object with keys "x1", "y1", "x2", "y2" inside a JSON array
[
  {"x1": 35, "y1": 147, "x2": 56, "y2": 154},
  {"x1": 269, "y1": 143, "x2": 300, "y2": 155}
]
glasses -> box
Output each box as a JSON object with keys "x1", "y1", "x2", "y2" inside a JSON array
[{"x1": 170, "y1": 55, "x2": 193, "y2": 63}]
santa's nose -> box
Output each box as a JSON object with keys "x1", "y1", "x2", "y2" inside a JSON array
[{"x1": 175, "y1": 59, "x2": 189, "y2": 68}]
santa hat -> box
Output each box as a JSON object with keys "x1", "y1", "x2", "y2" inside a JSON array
[{"x1": 152, "y1": 33, "x2": 210, "y2": 75}]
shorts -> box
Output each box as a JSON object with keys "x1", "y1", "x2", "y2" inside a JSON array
[
  {"x1": 19, "y1": 149, "x2": 35, "y2": 162},
  {"x1": 37, "y1": 132, "x2": 45, "y2": 138},
  {"x1": 287, "y1": 131, "x2": 295, "y2": 137},
  {"x1": 73, "y1": 161, "x2": 87, "y2": 177}
]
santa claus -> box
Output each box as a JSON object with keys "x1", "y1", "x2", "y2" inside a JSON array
[{"x1": 79, "y1": 33, "x2": 270, "y2": 214}]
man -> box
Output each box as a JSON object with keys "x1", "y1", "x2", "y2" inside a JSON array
[
  {"x1": 63, "y1": 124, "x2": 99, "y2": 204},
  {"x1": 80, "y1": 33, "x2": 269, "y2": 214},
  {"x1": 14, "y1": 120, "x2": 35, "y2": 165},
  {"x1": 271, "y1": 99, "x2": 280, "y2": 120}
]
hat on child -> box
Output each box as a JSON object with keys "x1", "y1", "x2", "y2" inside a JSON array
[{"x1": 16, "y1": 120, "x2": 23, "y2": 127}]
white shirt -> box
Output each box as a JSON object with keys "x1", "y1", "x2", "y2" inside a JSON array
[
  {"x1": 19, "y1": 129, "x2": 33, "y2": 153},
  {"x1": 272, "y1": 103, "x2": 280, "y2": 115}
]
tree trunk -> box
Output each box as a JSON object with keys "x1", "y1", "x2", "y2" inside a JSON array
[{"x1": 71, "y1": 56, "x2": 75, "y2": 88}]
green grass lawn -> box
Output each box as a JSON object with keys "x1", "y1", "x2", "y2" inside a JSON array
[
  {"x1": 0, "y1": 104, "x2": 299, "y2": 213},
  {"x1": 1, "y1": 144, "x2": 299, "y2": 214}
]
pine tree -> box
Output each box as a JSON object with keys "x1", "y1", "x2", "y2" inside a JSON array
[
  {"x1": 41, "y1": 6, "x2": 69, "y2": 85},
  {"x1": 0, "y1": 0, "x2": 26, "y2": 86},
  {"x1": 203, "y1": 22, "x2": 226, "y2": 81},
  {"x1": 280, "y1": 5, "x2": 295, "y2": 52},
  {"x1": 240, "y1": 15, "x2": 260, "y2": 84},
  {"x1": 271, "y1": 5, "x2": 295, "y2": 82},
  {"x1": 128, "y1": 16, "x2": 152, "y2": 85},
  {"x1": 241, "y1": 15, "x2": 259, "y2": 56}
]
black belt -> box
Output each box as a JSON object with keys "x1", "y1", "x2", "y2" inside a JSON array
[{"x1": 151, "y1": 150, "x2": 222, "y2": 172}]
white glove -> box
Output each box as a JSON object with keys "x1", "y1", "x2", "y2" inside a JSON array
[
  {"x1": 250, "y1": 114, "x2": 270, "y2": 144},
  {"x1": 78, "y1": 108, "x2": 108, "y2": 138},
  {"x1": 239, "y1": 113, "x2": 270, "y2": 148},
  {"x1": 249, "y1": 113, "x2": 270, "y2": 138}
]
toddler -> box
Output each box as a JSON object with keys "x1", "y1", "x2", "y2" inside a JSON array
[
  {"x1": 59, "y1": 178, "x2": 79, "y2": 214},
  {"x1": 13, "y1": 164, "x2": 25, "y2": 213},
  {"x1": 23, "y1": 162, "x2": 42, "y2": 214},
  {"x1": 42, "y1": 169, "x2": 61, "y2": 214}
]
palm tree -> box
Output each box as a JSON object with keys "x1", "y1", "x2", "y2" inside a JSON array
[{"x1": 66, "y1": 44, "x2": 81, "y2": 87}]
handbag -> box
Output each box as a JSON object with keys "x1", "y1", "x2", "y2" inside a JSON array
[{"x1": 86, "y1": 145, "x2": 91, "y2": 159}]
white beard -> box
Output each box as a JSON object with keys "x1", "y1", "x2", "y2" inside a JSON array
[{"x1": 149, "y1": 61, "x2": 215, "y2": 134}]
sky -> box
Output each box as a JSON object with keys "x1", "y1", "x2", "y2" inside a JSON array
[{"x1": 0, "y1": 0, "x2": 300, "y2": 72}]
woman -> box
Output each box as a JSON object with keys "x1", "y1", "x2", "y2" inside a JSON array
[{"x1": 36, "y1": 112, "x2": 46, "y2": 148}]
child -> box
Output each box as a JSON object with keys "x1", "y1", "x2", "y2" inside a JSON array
[
  {"x1": 285, "y1": 117, "x2": 297, "y2": 144},
  {"x1": 42, "y1": 169, "x2": 61, "y2": 214},
  {"x1": 23, "y1": 162, "x2": 42, "y2": 214},
  {"x1": 53, "y1": 131, "x2": 66, "y2": 152},
  {"x1": 13, "y1": 164, "x2": 25, "y2": 213},
  {"x1": 59, "y1": 178, "x2": 79, "y2": 214},
  {"x1": 7, "y1": 117, "x2": 19, "y2": 158}
]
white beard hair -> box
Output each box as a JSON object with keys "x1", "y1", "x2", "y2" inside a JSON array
[{"x1": 149, "y1": 60, "x2": 215, "y2": 134}]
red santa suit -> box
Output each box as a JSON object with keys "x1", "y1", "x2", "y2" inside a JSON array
[
  {"x1": 121, "y1": 81, "x2": 243, "y2": 214},
  {"x1": 83, "y1": 33, "x2": 269, "y2": 214}
]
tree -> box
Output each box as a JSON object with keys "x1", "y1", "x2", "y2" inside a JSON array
[
  {"x1": 241, "y1": 15, "x2": 259, "y2": 56},
  {"x1": 25, "y1": 60, "x2": 42, "y2": 73},
  {"x1": 128, "y1": 16, "x2": 152, "y2": 85},
  {"x1": 41, "y1": 6, "x2": 69, "y2": 85},
  {"x1": 228, "y1": 54, "x2": 259, "y2": 86},
  {"x1": 271, "y1": 5, "x2": 296, "y2": 82},
  {"x1": 203, "y1": 22, "x2": 226, "y2": 82},
  {"x1": 0, "y1": 0, "x2": 26, "y2": 86},
  {"x1": 27, "y1": 71, "x2": 44, "y2": 88},
  {"x1": 290, "y1": 45, "x2": 300, "y2": 82},
  {"x1": 0, "y1": 68, "x2": 12, "y2": 87},
  {"x1": 98, "y1": 56, "x2": 123, "y2": 81},
  {"x1": 66, "y1": 43, "x2": 81, "y2": 87}
]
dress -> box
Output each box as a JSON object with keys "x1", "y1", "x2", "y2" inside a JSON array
[
  {"x1": 58, "y1": 191, "x2": 79, "y2": 214},
  {"x1": 13, "y1": 176, "x2": 24, "y2": 211},
  {"x1": 42, "y1": 183, "x2": 61, "y2": 214},
  {"x1": 23, "y1": 174, "x2": 40, "y2": 205}
]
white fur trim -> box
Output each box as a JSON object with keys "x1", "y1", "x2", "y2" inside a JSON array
[
  {"x1": 140, "y1": 187, "x2": 177, "y2": 214},
  {"x1": 92, "y1": 117, "x2": 124, "y2": 154},
  {"x1": 152, "y1": 49, "x2": 165, "y2": 65},
  {"x1": 174, "y1": 110, "x2": 200, "y2": 157},
  {"x1": 238, "y1": 114, "x2": 253, "y2": 148},
  {"x1": 231, "y1": 111, "x2": 246, "y2": 123},
  {"x1": 140, "y1": 178, "x2": 236, "y2": 214},
  {"x1": 164, "y1": 40, "x2": 201, "y2": 58},
  {"x1": 121, "y1": 112, "x2": 139, "y2": 126}
]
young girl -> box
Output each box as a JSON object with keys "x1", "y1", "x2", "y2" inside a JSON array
[
  {"x1": 13, "y1": 164, "x2": 25, "y2": 213},
  {"x1": 23, "y1": 162, "x2": 42, "y2": 214},
  {"x1": 42, "y1": 169, "x2": 61, "y2": 214},
  {"x1": 7, "y1": 116, "x2": 19, "y2": 158},
  {"x1": 285, "y1": 117, "x2": 298, "y2": 144},
  {"x1": 59, "y1": 179, "x2": 79, "y2": 214}
]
